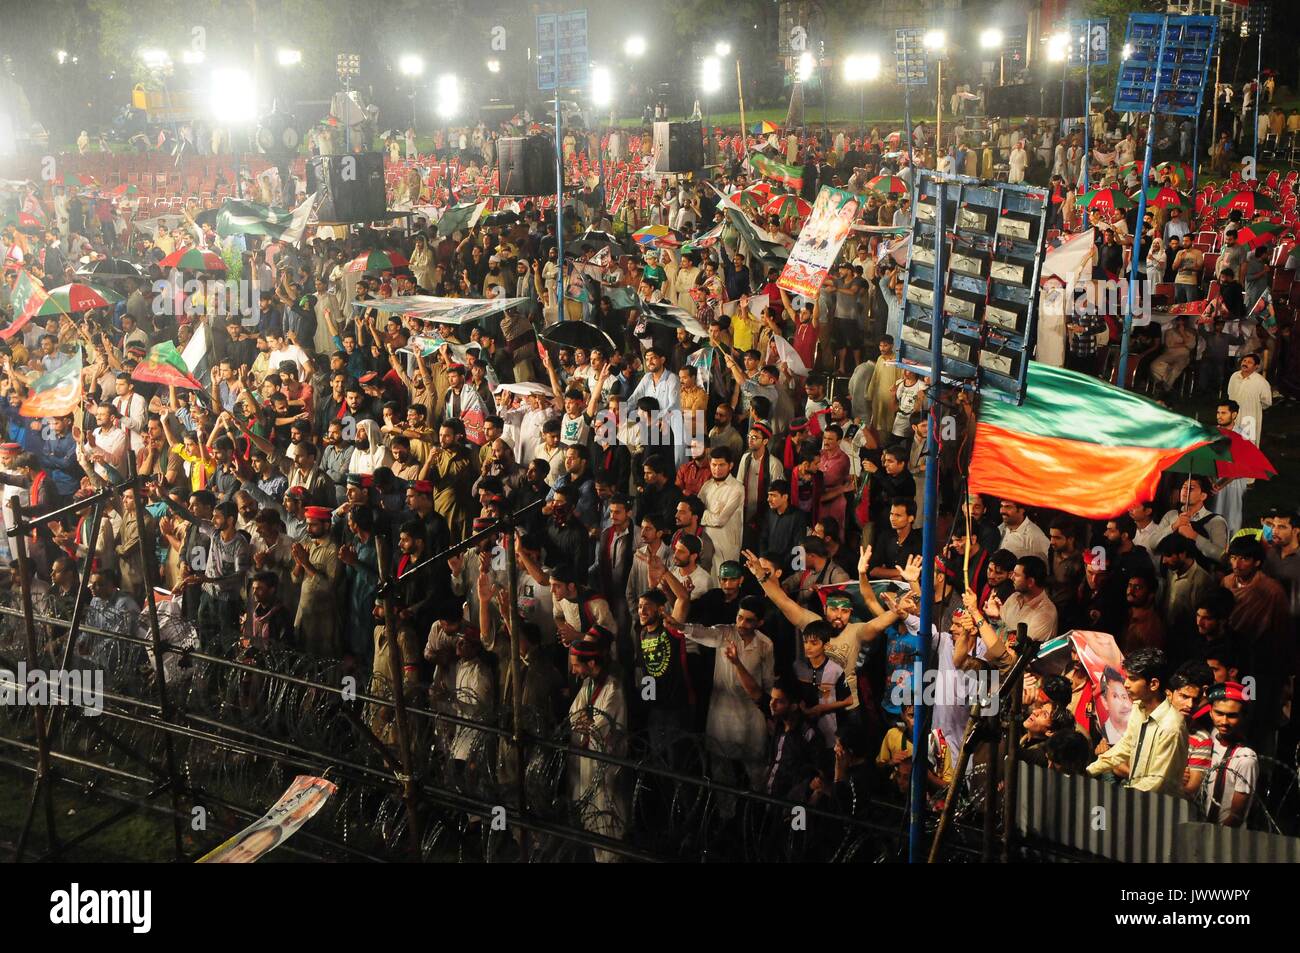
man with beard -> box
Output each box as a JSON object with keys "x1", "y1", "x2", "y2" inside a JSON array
[
  {"x1": 165, "y1": 498, "x2": 251, "y2": 650},
  {"x1": 736, "y1": 421, "x2": 786, "y2": 548},
  {"x1": 741, "y1": 546, "x2": 914, "y2": 717},
  {"x1": 402, "y1": 479, "x2": 451, "y2": 568},
  {"x1": 315, "y1": 372, "x2": 349, "y2": 438},
  {"x1": 336, "y1": 506, "x2": 380, "y2": 665},
  {"x1": 699, "y1": 447, "x2": 743, "y2": 576},
  {"x1": 247, "y1": 570, "x2": 293, "y2": 649},
  {"x1": 319, "y1": 420, "x2": 354, "y2": 505},
  {"x1": 589, "y1": 493, "x2": 635, "y2": 627},
  {"x1": 566, "y1": 629, "x2": 628, "y2": 862},
  {"x1": 1158, "y1": 476, "x2": 1229, "y2": 570},
  {"x1": 424, "y1": 421, "x2": 474, "y2": 540},
  {"x1": 1158, "y1": 534, "x2": 1215, "y2": 662},
  {"x1": 670, "y1": 595, "x2": 775, "y2": 787},
  {"x1": 1079, "y1": 550, "x2": 1127, "y2": 636},
  {"x1": 1122, "y1": 570, "x2": 1166, "y2": 653},
  {"x1": 291, "y1": 506, "x2": 344, "y2": 658},
  {"x1": 860, "y1": 445, "x2": 914, "y2": 548},
  {"x1": 545, "y1": 563, "x2": 617, "y2": 652},
  {"x1": 1201, "y1": 681, "x2": 1258, "y2": 826},
  {"x1": 635, "y1": 454, "x2": 684, "y2": 527}
]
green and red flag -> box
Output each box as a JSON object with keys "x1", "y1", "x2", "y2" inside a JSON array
[
  {"x1": 747, "y1": 152, "x2": 804, "y2": 192},
  {"x1": 1, "y1": 269, "x2": 51, "y2": 340},
  {"x1": 132, "y1": 341, "x2": 205, "y2": 391},
  {"x1": 19, "y1": 350, "x2": 82, "y2": 417},
  {"x1": 968, "y1": 362, "x2": 1218, "y2": 519}
]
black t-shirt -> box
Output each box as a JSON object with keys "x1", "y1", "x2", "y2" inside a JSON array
[{"x1": 634, "y1": 625, "x2": 691, "y2": 710}]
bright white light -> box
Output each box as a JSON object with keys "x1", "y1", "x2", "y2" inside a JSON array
[
  {"x1": 591, "y1": 66, "x2": 613, "y2": 106},
  {"x1": 624, "y1": 36, "x2": 647, "y2": 58},
  {"x1": 1122, "y1": 43, "x2": 1134, "y2": 61},
  {"x1": 55, "y1": 50, "x2": 69, "y2": 65},
  {"x1": 979, "y1": 28, "x2": 1004, "y2": 50},
  {"x1": 436, "y1": 74, "x2": 460, "y2": 119},
  {"x1": 486, "y1": 58, "x2": 501, "y2": 74},
  {"x1": 923, "y1": 30, "x2": 946, "y2": 52},
  {"x1": 399, "y1": 54, "x2": 425, "y2": 78},
  {"x1": 210, "y1": 67, "x2": 257, "y2": 123},
  {"x1": 701, "y1": 56, "x2": 722, "y2": 94},
  {"x1": 181, "y1": 49, "x2": 205, "y2": 65},
  {"x1": 715, "y1": 41, "x2": 732, "y2": 57},
  {"x1": 1047, "y1": 32, "x2": 1070, "y2": 63},
  {"x1": 796, "y1": 52, "x2": 814, "y2": 82},
  {"x1": 277, "y1": 48, "x2": 302, "y2": 67},
  {"x1": 140, "y1": 48, "x2": 171, "y2": 70},
  {"x1": 843, "y1": 54, "x2": 881, "y2": 83}
]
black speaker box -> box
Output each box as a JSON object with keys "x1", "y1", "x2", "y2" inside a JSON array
[
  {"x1": 986, "y1": 82, "x2": 1085, "y2": 119},
  {"x1": 306, "y1": 152, "x2": 386, "y2": 223},
  {"x1": 498, "y1": 135, "x2": 557, "y2": 196},
  {"x1": 653, "y1": 120, "x2": 704, "y2": 173}
]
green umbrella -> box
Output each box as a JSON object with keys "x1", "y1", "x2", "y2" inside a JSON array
[{"x1": 1168, "y1": 438, "x2": 1232, "y2": 477}]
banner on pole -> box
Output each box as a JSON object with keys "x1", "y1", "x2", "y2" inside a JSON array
[{"x1": 197, "y1": 776, "x2": 337, "y2": 863}]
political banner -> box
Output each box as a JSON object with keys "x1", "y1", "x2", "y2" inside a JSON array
[
  {"x1": 776, "y1": 186, "x2": 860, "y2": 297},
  {"x1": 197, "y1": 775, "x2": 337, "y2": 863}
]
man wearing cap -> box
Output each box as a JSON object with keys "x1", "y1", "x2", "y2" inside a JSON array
[
  {"x1": 1201, "y1": 681, "x2": 1257, "y2": 826},
  {"x1": 449, "y1": 516, "x2": 509, "y2": 626},
  {"x1": 736, "y1": 421, "x2": 784, "y2": 548},
  {"x1": 403, "y1": 478, "x2": 452, "y2": 561},
  {"x1": 292, "y1": 504, "x2": 344, "y2": 658},
  {"x1": 566, "y1": 629, "x2": 628, "y2": 862}
]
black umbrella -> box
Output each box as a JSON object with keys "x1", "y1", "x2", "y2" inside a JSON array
[
  {"x1": 74, "y1": 257, "x2": 145, "y2": 279},
  {"x1": 482, "y1": 209, "x2": 520, "y2": 227},
  {"x1": 539, "y1": 319, "x2": 616, "y2": 356},
  {"x1": 572, "y1": 228, "x2": 623, "y2": 256},
  {"x1": 193, "y1": 207, "x2": 220, "y2": 229}
]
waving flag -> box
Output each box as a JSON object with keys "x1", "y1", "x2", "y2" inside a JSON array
[
  {"x1": 132, "y1": 341, "x2": 205, "y2": 391},
  {"x1": 969, "y1": 363, "x2": 1218, "y2": 518},
  {"x1": 19, "y1": 350, "x2": 82, "y2": 417},
  {"x1": 747, "y1": 152, "x2": 804, "y2": 192},
  {"x1": 435, "y1": 200, "x2": 488, "y2": 238},
  {"x1": 216, "y1": 193, "x2": 317, "y2": 246},
  {"x1": 0, "y1": 269, "x2": 50, "y2": 340}
]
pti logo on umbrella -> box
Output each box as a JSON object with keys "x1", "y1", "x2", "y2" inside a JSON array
[
  {"x1": 1131, "y1": 185, "x2": 1189, "y2": 210},
  {"x1": 763, "y1": 194, "x2": 812, "y2": 222},
  {"x1": 1080, "y1": 187, "x2": 1136, "y2": 213},
  {"x1": 1213, "y1": 190, "x2": 1279, "y2": 216},
  {"x1": 35, "y1": 282, "x2": 124, "y2": 317}
]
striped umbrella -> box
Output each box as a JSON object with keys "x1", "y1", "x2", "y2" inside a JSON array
[
  {"x1": 733, "y1": 188, "x2": 768, "y2": 217},
  {"x1": 1081, "y1": 187, "x2": 1136, "y2": 213},
  {"x1": 1117, "y1": 160, "x2": 1146, "y2": 181},
  {"x1": 1236, "y1": 222, "x2": 1288, "y2": 248},
  {"x1": 1155, "y1": 161, "x2": 1194, "y2": 188},
  {"x1": 35, "y1": 282, "x2": 124, "y2": 316},
  {"x1": 866, "y1": 174, "x2": 908, "y2": 196},
  {"x1": 750, "y1": 120, "x2": 779, "y2": 134},
  {"x1": 742, "y1": 181, "x2": 774, "y2": 199},
  {"x1": 1131, "y1": 185, "x2": 1189, "y2": 210},
  {"x1": 763, "y1": 194, "x2": 812, "y2": 221},
  {"x1": 108, "y1": 183, "x2": 139, "y2": 196},
  {"x1": 344, "y1": 249, "x2": 410, "y2": 273},
  {"x1": 632, "y1": 224, "x2": 679, "y2": 248},
  {"x1": 158, "y1": 247, "x2": 228, "y2": 271},
  {"x1": 1214, "y1": 190, "x2": 1279, "y2": 216}
]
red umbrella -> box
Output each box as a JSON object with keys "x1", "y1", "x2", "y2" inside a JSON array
[
  {"x1": 763, "y1": 194, "x2": 812, "y2": 220},
  {"x1": 158, "y1": 247, "x2": 227, "y2": 271},
  {"x1": 1213, "y1": 190, "x2": 1279, "y2": 216},
  {"x1": 1213, "y1": 427, "x2": 1276, "y2": 481}
]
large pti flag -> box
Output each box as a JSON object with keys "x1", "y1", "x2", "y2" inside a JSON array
[
  {"x1": 435, "y1": 199, "x2": 488, "y2": 238},
  {"x1": 747, "y1": 151, "x2": 804, "y2": 192},
  {"x1": 132, "y1": 341, "x2": 205, "y2": 391},
  {"x1": 19, "y1": 350, "x2": 82, "y2": 417},
  {"x1": 969, "y1": 362, "x2": 1218, "y2": 518},
  {"x1": 0, "y1": 269, "x2": 51, "y2": 340}
]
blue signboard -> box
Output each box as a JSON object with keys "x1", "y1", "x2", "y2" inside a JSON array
[
  {"x1": 897, "y1": 171, "x2": 1050, "y2": 406},
  {"x1": 537, "y1": 10, "x2": 588, "y2": 91},
  {"x1": 1068, "y1": 18, "x2": 1109, "y2": 67},
  {"x1": 1112, "y1": 13, "x2": 1217, "y2": 117},
  {"x1": 894, "y1": 28, "x2": 928, "y2": 87}
]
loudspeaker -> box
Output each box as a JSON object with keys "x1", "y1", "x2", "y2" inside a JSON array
[
  {"x1": 306, "y1": 152, "x2": 386, "y2": 223},
  {"x1": 653, "y1": 120, "x2": 704, "y2": 173},
  {"x1": 498, "y1": 136, "x2": 556, "y2": 196},
  {"x1": 986, "y1": 82, "x2": 1085, "y2": 120}
]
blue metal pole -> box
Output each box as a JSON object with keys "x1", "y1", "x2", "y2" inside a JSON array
[
  {"x1": 555, "y1": 95, "x2": 565, "y2": 299},
  {"x1": 1118, "y1": 16, "x2": 1170, "y2": 390},
  {"x1": 1083, "y1": 20, "x2": 1091, "y2": 193},
  {"x1": 903, "y1": 45, "x2": 915, "y2": 202},
  {"x1": 1253, "y1": 30, "x2": 1262, "y2": 177},
  {"x1": 909, "y1": 174, "x2": 945, "y2": 863}
]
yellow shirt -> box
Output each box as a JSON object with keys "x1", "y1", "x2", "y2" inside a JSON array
[{"x1": 171, "y1": 442, "x2": 215, "y2": 492}]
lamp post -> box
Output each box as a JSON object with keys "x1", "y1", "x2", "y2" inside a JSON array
[
  {"x1": 210, "y1": 67, "x2": 256, "y2": 196},
  {"x1": 843, "y1": 53, "x2": 881, "y2": 126},
  {"x1": 336, "y1": 53, "x2": 360, "y2": 152},
  {"x1": 1047, "y1": 31, "x2": 1069, "y2": 137},
  {"x1": 923, "y1": 31, "x2": 945, "y2": 165},
  {"x1": 701, "y1": 55, "x2": 722, "y2": 137},
  {"x1": 979, "y1": 28, "x2": 1004, "y2": 85},
  {"x1": 399, "y1": 53, "x2": 425, "y2": 133}
]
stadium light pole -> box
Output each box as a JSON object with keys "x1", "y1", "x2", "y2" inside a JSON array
[
  {"x1": 980, "y1": 27, "x2": 1004, "y2": 85},
  {"x1": 924, "y1": 30, "x2": 946, "y2": 163},
  {"x1": 843, "y1": 53, "x2": 881, "y2": 126}
]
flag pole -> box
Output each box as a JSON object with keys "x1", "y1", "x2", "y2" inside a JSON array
[
  {"x1": 736, "y1": 58, "x2": 748, "y2": 148},
  {"x1": 911, "y1": 172, "x2": 945, "y2": 863},
  {"x1": 1118, "y1": 16, "x2": 1170, "y2": 391}
]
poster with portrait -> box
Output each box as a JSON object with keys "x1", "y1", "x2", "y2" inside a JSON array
[
  {"x1": 776, "y1": 186, "x2": 860, "y2": 298},
  {"x1": 197, "y1": 775, "x2": 337, "y2": 863},
  {"x1": 1066, "y1": 630, "x2": 1128, "y2": 744}
]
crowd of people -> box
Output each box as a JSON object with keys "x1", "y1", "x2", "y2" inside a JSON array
[{"x1": 1, "y1": 84, "x2": 1298, "y2": 860}]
